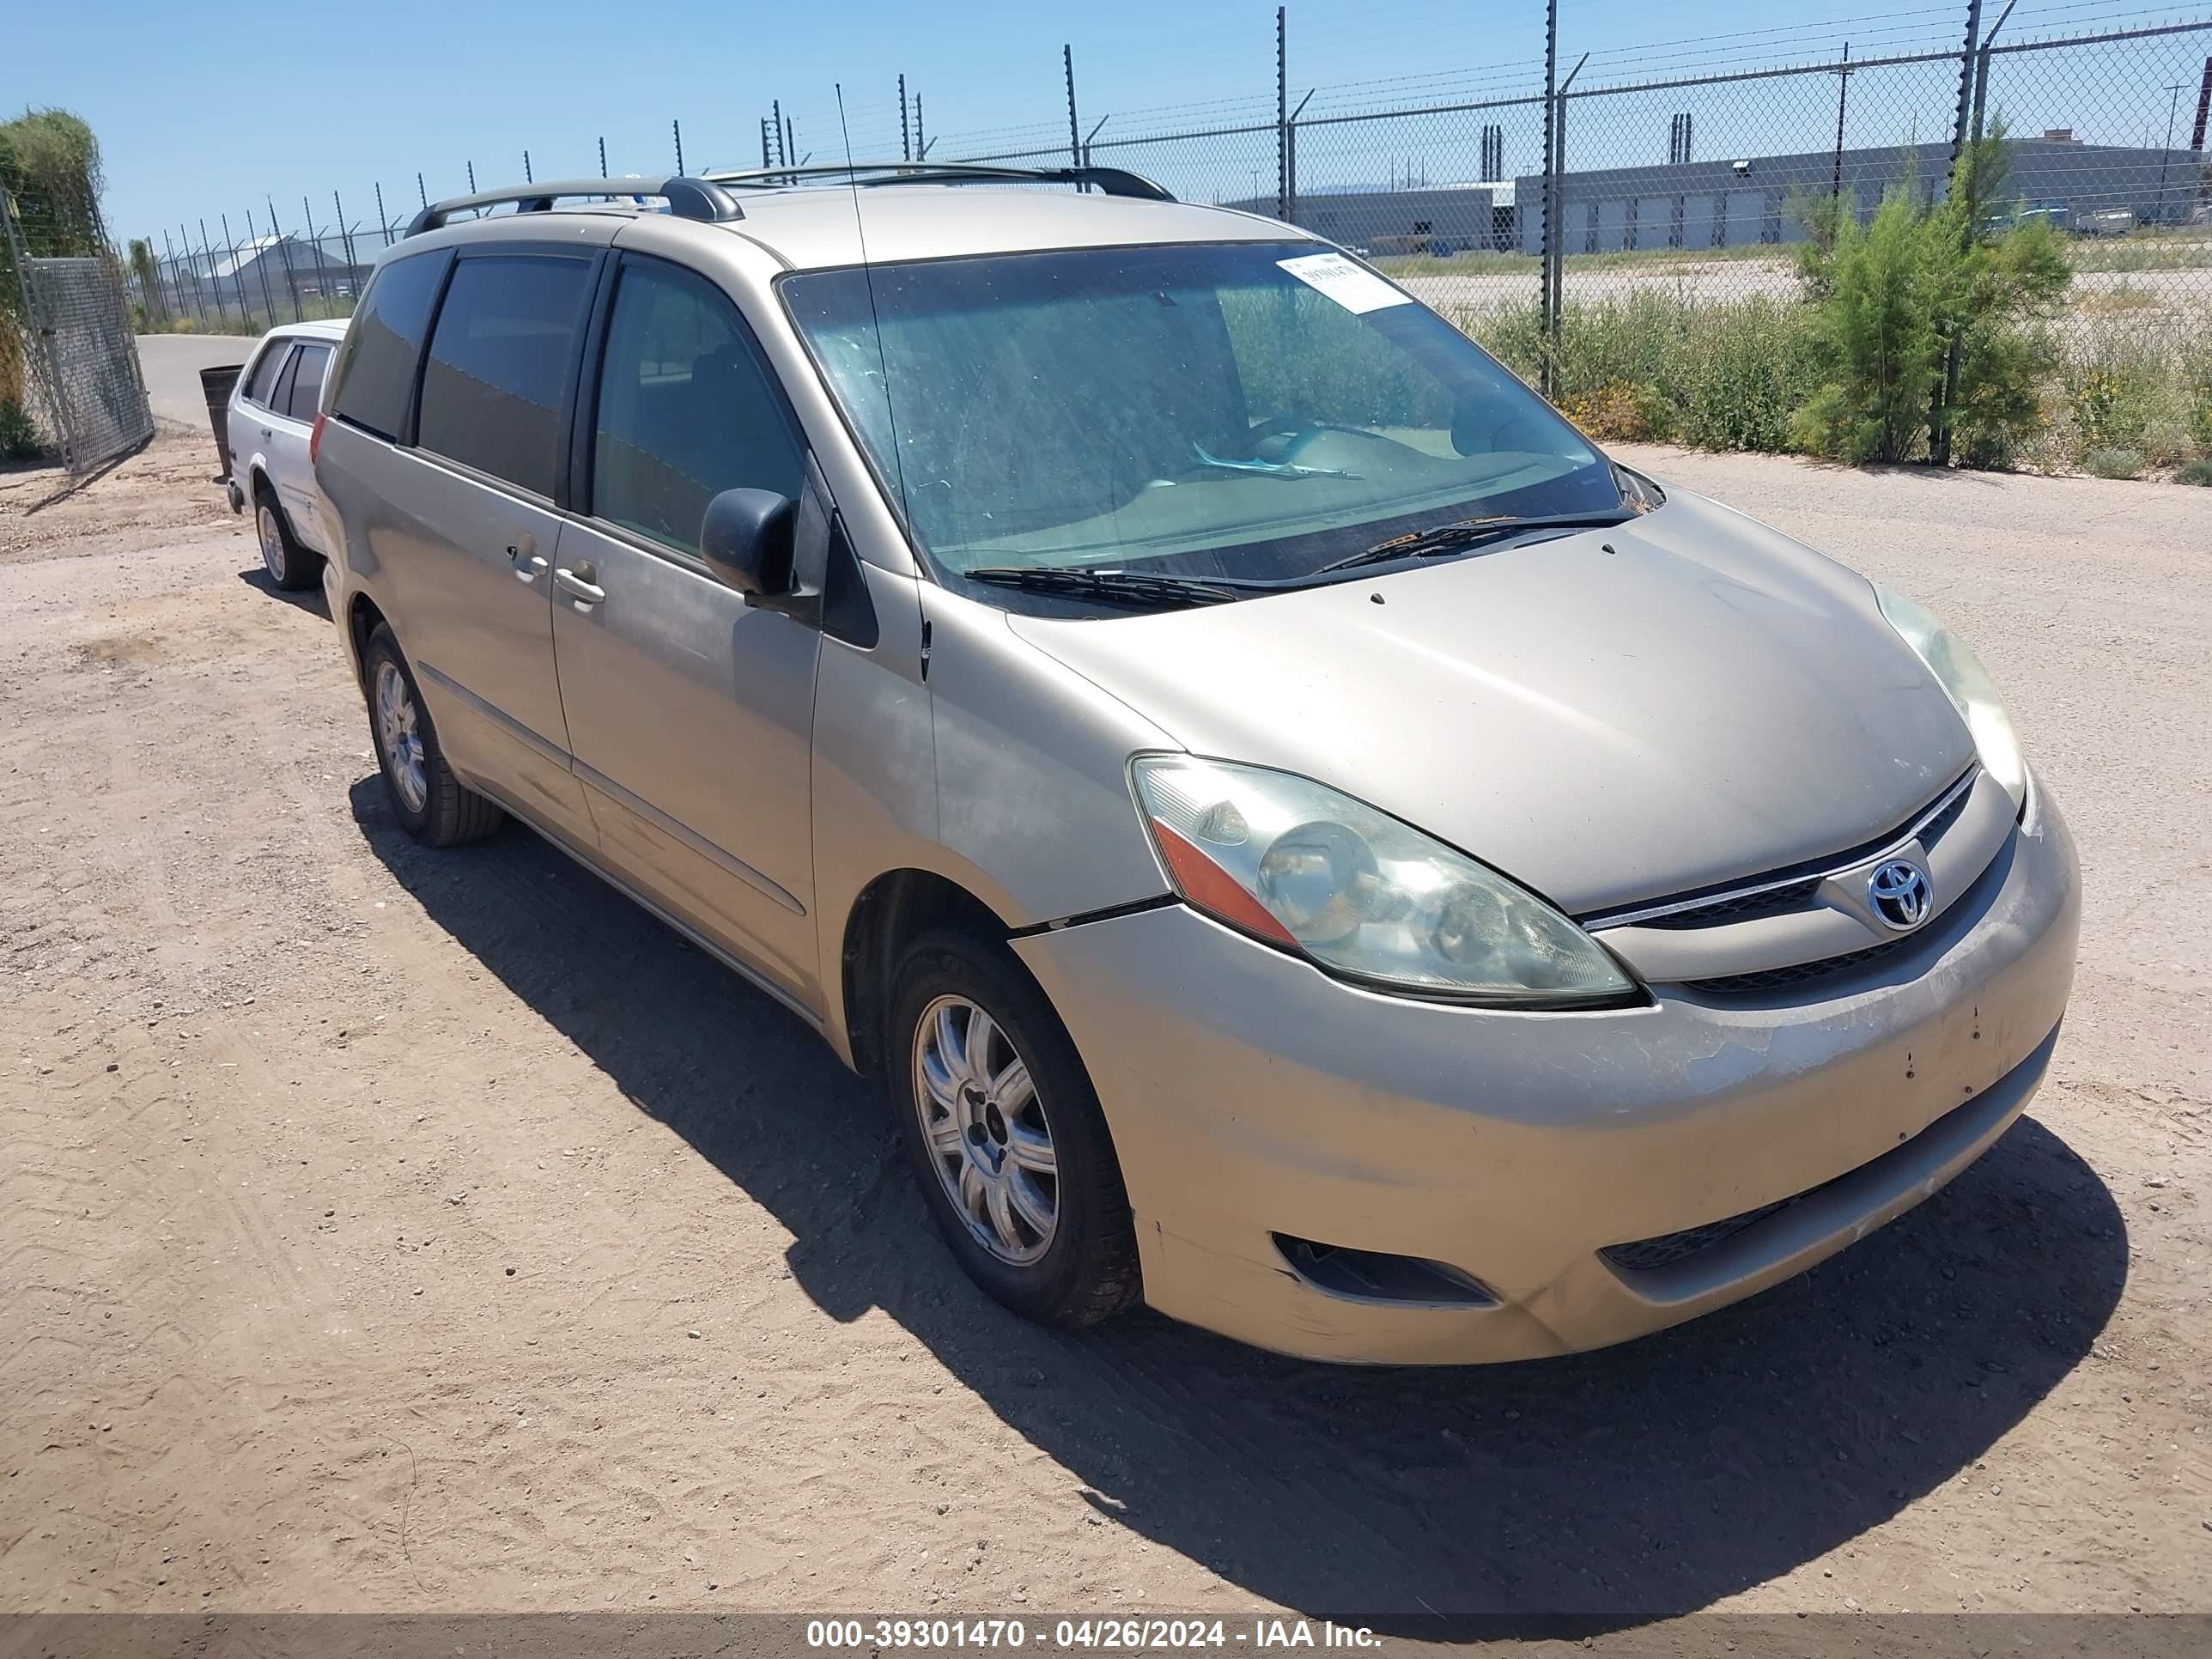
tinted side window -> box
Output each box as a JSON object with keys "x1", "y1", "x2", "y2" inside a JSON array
[
  {"x1": 590, "y1": 259, "x2": 803, "y2": 554},
  {"x1": 285, "y1": 343, "x2": 331, "y2": 422},
  {"x1": 245, "y1": 341, "x2": 291, "y2": 407},
  {"x1": 330, "y1": 252, "x2": 447, "y2": 441},
  {"x1": 417, "y1": 255, "x2": 593, "y2": 498}
]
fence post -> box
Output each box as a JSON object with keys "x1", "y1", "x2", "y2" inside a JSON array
[
  {"x1": 335, "y1": 191, "x2": 356, "y2": 279},
  {"x1": 915, "y1": 95, "x2": 928, "y2": 161},
  {"x1": 901, "y1": 75, "x2": 911, "y2": 161},
  {"x1": 1286, "y1": 89, "x2": 1313, "y2": 228},
  {"x1": 1539, "y1": 0, "x2": 1559, "y2": 397},
  {"x1": 1930, "y1": 0, "x2": 1985, "y2": 467},
  {"x1": 219, "y1": 212, "x2": 250, "y2": 331},
  {"x1": 1065, "y1": 46, "x2": 1083, "y2": 182},
  {"x1": 301, "y1": 195, "x2": 322, "y2": 303},
  {"x1": 179, "y1": 223, "x2": 202, "y2": 327},
  {"x1": 158, "y1": 229, "x2": 183, "y2": 328},
  {"x1": 674, "y1": 119, "x2": 685, "y2": 175},
  {"x1": 195, "y1": 218, "x2": 229, "y2": 334},
  {"x1": 1970, "y1": 0, "x2": 2019, "y2": 143},
  {"x1": 265, "y1": 197, "x2": 304, "y2": 323},
  {"x1": 1276, "y1": 8, "x2": 1288, "y2": 218},
  {"x1": 599, "y1": 137, "x2": 608, "y2": 179}
]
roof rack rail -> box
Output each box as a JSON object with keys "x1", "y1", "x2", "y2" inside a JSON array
[
  {"x1": 703, "y1": 161, "x2": 1176, "y2": 203},
  {"x1": 402, "y1": 176, "x2": 744, "y2": 237}
]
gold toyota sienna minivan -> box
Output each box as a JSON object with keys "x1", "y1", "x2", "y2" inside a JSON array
[{"x1": 309, "y1": 166, "x2": 2079, "y2": 1364}]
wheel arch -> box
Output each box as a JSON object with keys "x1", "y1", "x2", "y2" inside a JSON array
[
  {"x1": 838, "y1": 867, "x2": 1015, "y2": 1081},
  {"x1": 345, "y1": 592, "x2": 390, "y2": 689}
]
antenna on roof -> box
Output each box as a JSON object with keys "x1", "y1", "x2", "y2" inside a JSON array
[{"x1": 834, "y1": 82, "x2": 911, "y2": 531}]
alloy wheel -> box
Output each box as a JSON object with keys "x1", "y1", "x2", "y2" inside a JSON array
[
  {"x1": 911, "y1": 994, "x2": 1059, "y2": 1265},
  {"x1": 373, "y1": 659, "x2": 428, "y2": 814}
]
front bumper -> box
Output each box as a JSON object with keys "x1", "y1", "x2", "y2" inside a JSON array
[{"x1": 1014, "y1": 787, "x2": 2079, "y2": 1364}]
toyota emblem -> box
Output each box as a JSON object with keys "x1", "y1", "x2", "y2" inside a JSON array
[{"x1": 1869, "y1": 858, "x2": 1934, "y2": 932}]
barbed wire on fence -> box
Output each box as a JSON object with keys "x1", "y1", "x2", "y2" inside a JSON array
[{"x1": 111, "y1": 6, "x2": 2212, "y2": 476}]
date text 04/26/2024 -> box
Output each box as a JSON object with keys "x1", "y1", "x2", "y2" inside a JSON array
[{"x1": 804, "y1": 1618, "x2": 1383, "y2": 1649}]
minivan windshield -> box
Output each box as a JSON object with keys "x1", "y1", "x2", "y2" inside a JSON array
[{"x1": 781, "y1": 240, "x2": 1622, "y2": 585}]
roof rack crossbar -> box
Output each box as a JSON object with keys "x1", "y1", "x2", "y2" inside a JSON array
[
  {"x1": 702, "y1": 161, "x2": 1176, "y2": 203},
  {"x1": 403, "y1": 176, "x2": 744, "y2": 237}
]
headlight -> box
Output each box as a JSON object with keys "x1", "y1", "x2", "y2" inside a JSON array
[
  {"x1": 1874, "y1": 584, "x2": 2027, "y2": 810},
  {"x1": 1130, "y1": 756, "x2": 1637, "y2": 1006}
]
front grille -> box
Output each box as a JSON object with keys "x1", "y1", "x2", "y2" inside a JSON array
[
  {"x1": 1581, "y1": 765, "x2": 1978, "y2": 933},
  {"x1": 1636, "y1": 878, "x2": 1821, "y2": 931},
  {"x1": 1681, "y1": 927, "x2": 1924, "y2": 997}
]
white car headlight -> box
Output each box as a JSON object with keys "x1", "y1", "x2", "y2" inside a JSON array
[
  {"x1": 1130, "y1": 756, "x2": 1637, "y2": 1006},
  {"x1": 1875, "y1": 584, "x2": 2027, "y2": 810}
]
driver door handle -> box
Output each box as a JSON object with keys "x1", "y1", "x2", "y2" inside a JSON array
[
  {"x1": 554, "y1": 562, "x2": 605, "y2": 605},
  {"x1": 512, "y1": 553, "x2": 549, "y2": 584}
]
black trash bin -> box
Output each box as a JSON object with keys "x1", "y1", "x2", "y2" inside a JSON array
[{"x1": 199, "y1": 364, "x2": 245, "y2": 483}]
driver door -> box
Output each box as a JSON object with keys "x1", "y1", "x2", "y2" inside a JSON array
[{"x1": 547, "y1": 252, "x2": 824, "y2": 1010}]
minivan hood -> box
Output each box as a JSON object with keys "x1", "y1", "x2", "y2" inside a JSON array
[{"x1": 1006, "y1": 489, "x2": 1976, "y2": 915}]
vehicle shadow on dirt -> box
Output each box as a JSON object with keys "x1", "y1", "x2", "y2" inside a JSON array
[
  {"x1": 234, "y1": 564, "x2": 331, "y2": 617},
  {"x1": 352, "y1": 781, "x2": 2126, "y2": 1634}
]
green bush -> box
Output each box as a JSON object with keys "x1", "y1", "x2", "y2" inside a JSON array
[
  {"x1": 1790, "y1": 127, "x2": 2068, "y2": 464},
  {"x1": 2081, "y1": 446, "x2": 2144, "y2": 479},
  {"x1": 0, "y1": 396, "x2": 41, "y2": 461},
  {"x1": 2174, "y1": 459, "x2": 2212, "y2": 486},
  {"x1": 1466, "y1": 289, "x2": 1820, "y2": 453}
]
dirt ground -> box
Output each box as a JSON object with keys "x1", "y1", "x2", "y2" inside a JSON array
[{"x1": 1, "y1": 434, "x2": 2207, "y2": 1630}]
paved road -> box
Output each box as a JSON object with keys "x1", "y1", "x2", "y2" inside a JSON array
[{"x1": 135, "y1": 331, "x2": 260, "y2": 430}]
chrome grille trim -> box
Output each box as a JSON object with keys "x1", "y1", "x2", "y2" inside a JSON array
[{"x1": 1580, "y1": 764, "x2": 1982, "y2": 933}]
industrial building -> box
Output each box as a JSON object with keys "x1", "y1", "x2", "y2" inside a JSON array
[
  {"x1": 1230, "y1": 131, "x2": 2203, "y2": 257},
  {"x1": 1515, "y1": 132, "x2": 2205, "y2": 256}
]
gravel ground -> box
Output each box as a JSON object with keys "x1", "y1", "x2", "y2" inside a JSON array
[{"x1": 1, "y1": 437, "x2": 2207, "y2": 1630}]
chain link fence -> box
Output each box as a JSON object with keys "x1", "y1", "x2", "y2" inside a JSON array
[
  {"x1": 127, "y1": 9, "x2": 2212, "y2": 471},
  {"x1": 3, "y1": 186, "x2": 154, "y2": 473}
]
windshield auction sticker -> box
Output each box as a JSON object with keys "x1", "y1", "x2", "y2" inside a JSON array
[{"x1": 1276, "y1": 252, "x2": 1413, "y2": 314}]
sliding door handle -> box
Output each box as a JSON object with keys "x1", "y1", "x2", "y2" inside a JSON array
[{"x1": 554, "y1": 563, "x2": 605, "y2": 605}]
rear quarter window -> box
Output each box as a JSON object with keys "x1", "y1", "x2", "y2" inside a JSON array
[
  {"x1": 328, "y1": 252, "x2": 448, "y2": 441},
  {"x1": 243, "y1": 341, "x2": 290, "y2": 407}
]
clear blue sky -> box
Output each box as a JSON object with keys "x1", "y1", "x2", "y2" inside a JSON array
[{"x1": 4, "y1": 0, "x2": 2192, "y2": 245}]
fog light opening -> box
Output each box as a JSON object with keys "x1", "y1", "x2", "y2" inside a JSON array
[{"x1": 1272, "y1": 1233, "x2": 1497, "y2": 1307}]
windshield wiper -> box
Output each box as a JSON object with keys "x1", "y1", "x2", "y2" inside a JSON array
[
  {"x1": 1316, "y1": 509, "x2": 1636, "y2": 575},
  {"x1": 963, "y1": 565, "x2": 1263, "y2": 609}
]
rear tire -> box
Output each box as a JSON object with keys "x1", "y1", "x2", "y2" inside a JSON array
[
  {"x1": 254, "y1": 483, "x2": 318, "y2": 592},
  {"x1": 887, "y1": 927, "x2": 1140, "y2": 1328},
  {"x1": 362, "y1": 624, "x2": 504, "y2": 847}
]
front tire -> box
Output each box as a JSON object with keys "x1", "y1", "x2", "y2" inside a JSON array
[
  {"x1": 889, "y1": 928, "x2": 1140, "y2": 1328},
  {"x1": 254, "y1": 484, "x2": 318, "y2": 591},
  {"x1": 362, "y1": 624, "x2": 504, "y2": 847}
]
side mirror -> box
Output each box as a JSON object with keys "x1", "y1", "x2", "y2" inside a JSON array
[{"x1": 700, "y1": 488, "x2": 797, "y2": 602}]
